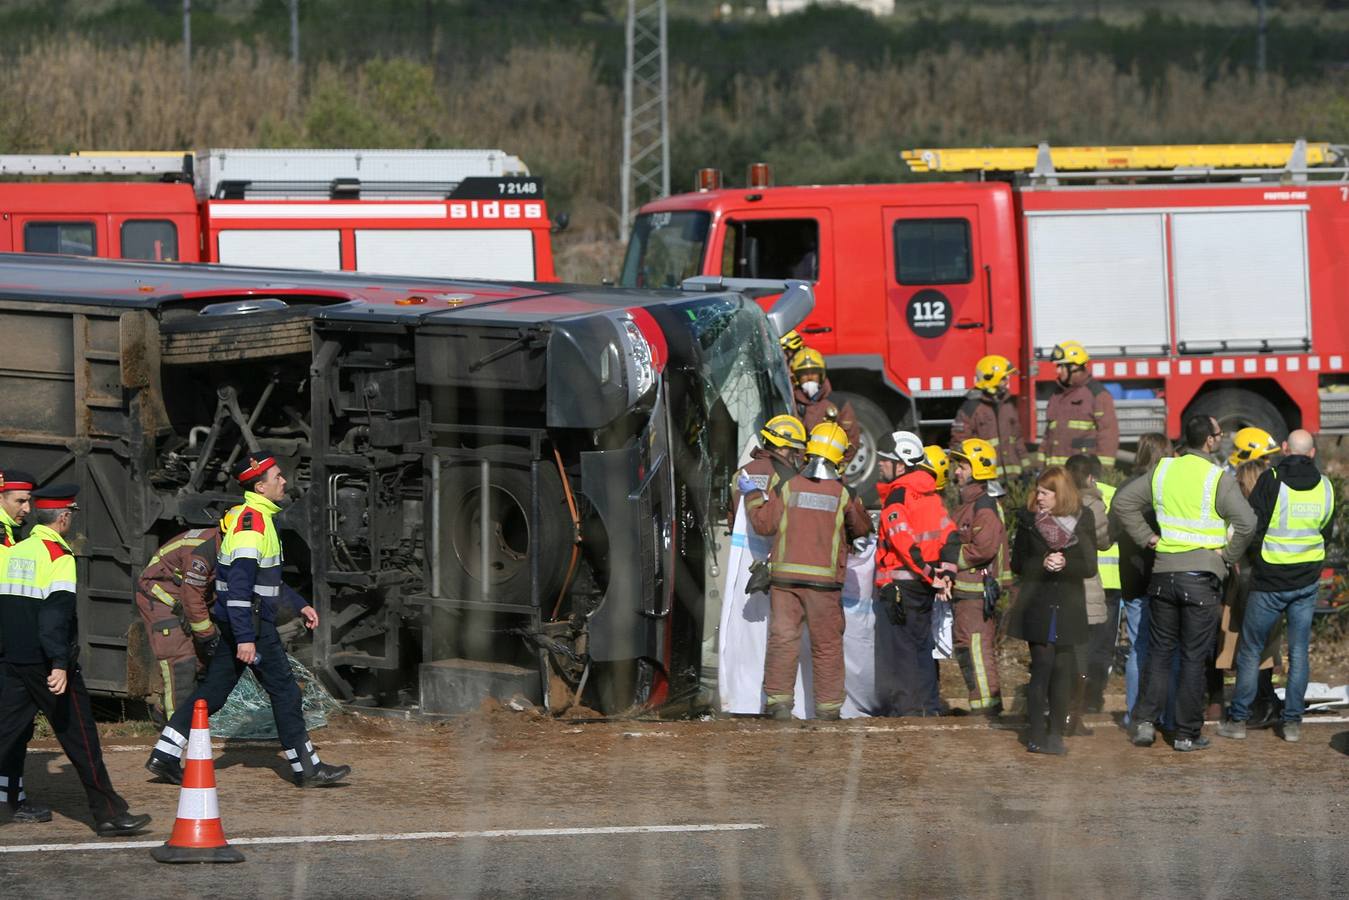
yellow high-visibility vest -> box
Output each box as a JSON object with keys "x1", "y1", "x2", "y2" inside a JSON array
[
  {"x1": 1151, "y1": 455, "x2": 1226, "y2": 554},
  {"x1": 1098, "y1": 482, "x2": 1121, "y2": 590},
  {"x1": 1260, "y1": 475, "x2": 1334, "y2": 565}
]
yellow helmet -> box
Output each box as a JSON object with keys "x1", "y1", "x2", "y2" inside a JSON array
[
  {"x1": 1051, "y1": 340, "x2": 1090, "y2": 367},
  {"x1": 922, "y1": 445, "x2": 951, "y2": 490},
  {"x1": 806, "y1": 422, "x2": 849, "y2": 466},
  {"x1": 1229, "y1": 426, "x2": 1279, "y2": 467},
  {"x1": 761, "y1": 414, "x2": 807, "y2": 450},
  {"x1": 790, "y1": 347, "x2": 826, "y2": 375},
  {"x1": 950, "y1": 438, "x2": 998, "y2": 481},
  {"x1": 779, "y1": 330, "x2": 805, "y2": 354},
  {"x1": 973, "y1": 354, "x2": 1016, "y2": 392}
]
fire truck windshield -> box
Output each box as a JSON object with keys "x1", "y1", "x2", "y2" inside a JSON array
[{"x1": 620, "y1": 211, "x2": 711, "y2": 289}]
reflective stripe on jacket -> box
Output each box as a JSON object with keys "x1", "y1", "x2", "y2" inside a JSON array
[
  {"x1": 0, "y1": 523, "x2": 78, "y2": 666},
  {"x1": 139, "y1": 527, "x2": 220, "y2": 638},
  {"x1": 747, "y1": 474, "x2": 872, "y2": 590},
  {"x1": 952, "y1": 482, "x2": 1008, "y2": 597},
  {"x1": 213, "y1": 491, "x2": 302, "y2": 642},
  {"x1": 1152, "y1": 455, "x2": 1226, "y2": 553},
  {"x1": 1040, "y1": 375, "x2": 1119, "y2": 467},
  {"x1": 1098, "y1": 482, "x2": 1121, "y2": 590},
  {"x1": 950, "y1": 391, "x2": 1028, "y2": 477},
  {"x1": 1260, "y1": 476, "x2": 1334, "y2": 565},
  {"x1": 875, "y1": 470, "x2": 958, "y2": 586}
]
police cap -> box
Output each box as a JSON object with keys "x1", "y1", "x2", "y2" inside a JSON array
[
  {"x1": 0, "y1": 468, "x2": 36, "y2": 493},
  {"x1": 32, "y1": 483, "x2": 80, "y2": 510}
]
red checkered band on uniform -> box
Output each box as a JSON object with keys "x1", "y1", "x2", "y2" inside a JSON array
[{"x1": 237, "y1": 456, "x2": 276, "y2": 483}]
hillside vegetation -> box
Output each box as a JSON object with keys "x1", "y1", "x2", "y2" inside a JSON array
[{"x1": 2, "y1": 1, "x2": 1347, "y2": 279}]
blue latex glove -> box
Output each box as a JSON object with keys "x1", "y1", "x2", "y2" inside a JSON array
[{"x1": 736, "y1": 472, "x2": 759, "y2": 495}]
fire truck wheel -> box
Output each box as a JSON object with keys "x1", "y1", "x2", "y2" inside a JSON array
[
  {"x1": 833, "y1": 391, "x2": 890, "y2": 507},
  {"x1": 1184, "y1": 388, "x2": 1288, "y2": 451},
  {"x1": 441, "y1": 452, "x2": 571, "y2": 606}
]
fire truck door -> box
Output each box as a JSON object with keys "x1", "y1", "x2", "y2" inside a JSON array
[
  {"x1": 714, "y1": 208, "x2": 834, "y2": 354},
  {"x1": 882, "y1": 205, "x2": 987, "y2": 391}
]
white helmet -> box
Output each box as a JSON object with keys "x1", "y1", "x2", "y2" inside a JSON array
[{"x1": 876, "y1": 430, "x2": 925, "y2": 466}]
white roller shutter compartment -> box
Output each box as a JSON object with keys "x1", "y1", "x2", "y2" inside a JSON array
[
  {"x1": 1172, "y1": 209, "x2": 1309, "y2": 349},
  {"x1": 216, "y1": 229, "x2": 341, "y2": 270},
  {"x1": 1027, "y1": 212, "x2": 1170, "y2": 355},
  {"x1": 355, "y1": 229, "x2": 535, "y2": 281}
]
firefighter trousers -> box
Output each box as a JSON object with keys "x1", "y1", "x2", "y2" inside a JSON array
[
  {"x1": 874, "y1": 582, "x2": 940, "y2": 716},
  {"x1": 149, "y1": 618, "x2": 318, "y2": 776},
  {"x1": 0, "y1": 662, "x2": 129, "y2": 824},
  {"x1": 0, "y1": 717, "x2": 34, "y2": 808},
  {"x1": 135, "y1": 588, "x2": 202, "y2": 723},
  {"x1": 952, "y1": 595, "x2": 1001, "y2": 709},
  {"x1": 763, "y1": 585, "x2": 845, "y2": 715}
]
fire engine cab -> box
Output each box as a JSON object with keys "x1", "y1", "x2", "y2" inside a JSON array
[
  {"x1": 0, "y1": 148, "x2": 556, "y2": 281},
  {"x1": 622, "y1": 140, "x2": 1349, "y2": 493}
]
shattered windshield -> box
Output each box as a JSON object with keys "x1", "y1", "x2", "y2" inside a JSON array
[{"x1": 620, "y1": 211, "x2": 711, "y2": 289}]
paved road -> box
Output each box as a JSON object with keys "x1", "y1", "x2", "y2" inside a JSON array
[{"x1": 2, "y1": 713, "x2": 1346, "y2": 898}]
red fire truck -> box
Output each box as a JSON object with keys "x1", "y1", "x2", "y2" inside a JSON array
[
  {"x1": 0, "y1": 148, "x2": 557, "y2": 281},
  {"x1": 621, "y1": 141, "x2": 1349, "y2": 492}
]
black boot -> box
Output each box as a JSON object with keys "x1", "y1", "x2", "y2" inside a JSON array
[
  {"x1": 295, "y1": 761, "x2": 352, "y2": 788},
  {"x1": 1065, "y1": 673, "x2": 1094, "y2": 736}
]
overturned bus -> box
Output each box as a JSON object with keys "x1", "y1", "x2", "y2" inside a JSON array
[{"x1": 0, "y1": 253, "x2": 809, "y2": 714}]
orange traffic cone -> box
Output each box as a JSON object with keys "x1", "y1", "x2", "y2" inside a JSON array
[{"x1": 151, "y1": 699, "x2": 245, "y2": 864}]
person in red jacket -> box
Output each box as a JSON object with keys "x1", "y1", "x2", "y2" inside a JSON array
[
  {"x1": 949, "y1": 438, "x2": 1008, "y2": 715},
  {"x1": 742, "y1": 422, "x2": 871, "y2": 720},
  {"x1": 873, "y1": 431, "x2": 959, "y2": 717}
]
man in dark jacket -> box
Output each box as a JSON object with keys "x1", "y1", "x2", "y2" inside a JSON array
[{"x1": 1218, "y1": 430, "x2": 1334, "y2": 744}]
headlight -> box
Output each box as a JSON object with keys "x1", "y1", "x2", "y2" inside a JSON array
[{"x1": 621, "y1": 317, "x2": 656, "y2": 397}]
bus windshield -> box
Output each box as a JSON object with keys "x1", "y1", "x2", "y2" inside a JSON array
[{"x1": 620, "y1": 211, "x2": 711, "y2": 289}]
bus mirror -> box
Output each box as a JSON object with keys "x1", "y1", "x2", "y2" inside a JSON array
[{"x1": 766, "y1": 279, "x2": 814, "y2": 337}]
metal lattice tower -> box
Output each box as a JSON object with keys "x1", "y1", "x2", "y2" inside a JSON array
[{"x1": 620, "y1": 0, "x2": 670, "y2": 235}]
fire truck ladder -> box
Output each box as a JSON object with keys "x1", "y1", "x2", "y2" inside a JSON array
[
  {"x1": 200, "y1": 148, "x2": 531, "y2": 201},
  {"x1": 0, "y1": 151, "x2": 194, "y2": 180},
  {"x1": 902, "y1": 139, "x2": 1349, "y2": 184}
]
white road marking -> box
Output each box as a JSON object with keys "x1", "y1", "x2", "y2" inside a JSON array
[
  {"x1": 60, "y1": 738, "x2": 408, "y2": 753},
  {"x1": 0, "y1": 823, "x2": 766, "y2": 855}
]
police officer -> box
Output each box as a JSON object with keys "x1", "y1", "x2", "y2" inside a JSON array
[
  {"x1": 1219, "y1": 429, "x2": 1333, "y2": 744},
  {"x1": 0, "y1": 468, "x2": 46, "y2": 823},
  {"x1": 742, "y1": 422, "x2": 871, "y2": 720},
  {"x1": 146, "y1": 457, "x2": 350, "y2": 787},
  {"x1": 948, "y1": 439, "x2": 1008, "y2": 715},
  {"x1": 0, "y1": 484, "x2": 151, "y2": 835},
  {"x1": 135, "y1": 517, "x2": 233, "y2": 724},
  {"x1": 873, "y1": 431, "x2": 958, "y2": 717},
  {"x1": 951, "y1": 355, "x2": 1029, "y2": 481},
  {"x1": 789, "y1": 349, "x2": 860, "y2": 466},
  {"x1": 1040, "y1": 341, "x2": 1119, "y2": 469},
  {"x1": 1114, "y1": 415, "x2": 1256, "y2": 751}
]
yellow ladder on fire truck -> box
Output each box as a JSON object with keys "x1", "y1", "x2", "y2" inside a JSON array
[{"x1": 902, "y1": 140, "x2": 1342, "y2": 174}]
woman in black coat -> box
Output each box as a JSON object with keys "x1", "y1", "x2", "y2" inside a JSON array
[{"x1": 1008, "y1": 465, "x2": 1097, "y2": 755}]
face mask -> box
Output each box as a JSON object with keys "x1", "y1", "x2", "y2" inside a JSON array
[{"x1": 801, "y1": 381, "x2": 820, "y2": 399}]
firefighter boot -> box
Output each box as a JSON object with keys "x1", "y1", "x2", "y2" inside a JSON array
[
  {"x1": 1065, "y1": 673, "x2": 1094, "y2": 737},
  {"x1": 765, "y1": 701, "x2": 793, "y2": 722},
  {"x1": 955, "y1": 648, "x2": 979, "y2": 714},
  {"x1": 10, "y1": 800, "x2": 52, "y2": 823}
]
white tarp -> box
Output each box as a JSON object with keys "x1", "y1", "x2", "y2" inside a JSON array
[
  {"x1": 718, "y1": 507, "x2": 881, "y2": 719},
  {"x1": 1275, "y1": 682, "x2": 1349, "y2": 711}
]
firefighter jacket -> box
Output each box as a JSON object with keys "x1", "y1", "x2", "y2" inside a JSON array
[
  {"x1": 950, "y1": 391, "x2": 1029, "y2": 477},
  {"x1": 793, "y1": 379, "x2": 860, "y2": 465},
  {"x1": 1040, "y1": 370, "x2": 1119, "y2": 467},
  {"x1": 951, "y1": 482, "x2": 1009, "y2": 599},
  {"x1": 214, "y1": 491, "x2": 307, "y2": 644},
  {"x1": 139, "y1": 527, "x2": 221, "y2": 642},
  {"x1": 746, "y1": 473, "x2": 871, "y2": 590},
  {"x1": 1112, "y1": 449, "x2": 1255, "y2": 579},
  {"x1": 728, "y1": 448, "x2": 798, "y2": 531},
  {"x1": 0, "y1": 524, "x2": 78, "y2": 668},
  {"x1": 875, "y1": 470, "x2": 959, "y2": 586}
]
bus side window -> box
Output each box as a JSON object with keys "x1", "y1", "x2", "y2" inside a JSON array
[
  {"x1": 25, "y1": 221, "x2": 96, "y2": 256},
  {"x1": 121, "y1": 220, "x2": 178, "y2": 262}
]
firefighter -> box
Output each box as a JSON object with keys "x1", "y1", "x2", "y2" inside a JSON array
[
  {"x1": 730, "y1": 415, "x2": 806, "y2": 530},
  {"x1": 923, "y1": 445, "x2": 956, "y2": 712},
  {"x1": 1040, "y1": 341, "x2": 1119, "y2": 469},
  {"x1": 146, "y1": 457, "x2": 351, "y2": 787},
  {"x1": 779, "y1": 329, "x2": 805, "y2": 366},
  {"x1": 135, "y1": 518, "x2": 234, "y2": 724},
  {"x1": 1114, "y1": 415, "x2": 1256, "y2": 751},
  {"x1": 948, "y1": 439, "x2": 1008, "y2": 715},
  {"x1": 0, "y1": 484, "x2": 151, "y2": 836},
  {"x1": 1226, "y1": 426, "x2": 1280, "y2": 476},
  {"x1": 740, "y1": 422, "x2": 871, "y2": 720},
  {"x1": 873, "y1": 431, "x2": 959, "y2": 717},
  {"x1": 951, "y1": 354, "x2": 1029, "y2": 481},
  {"x1": 924, "y1": 445, "x2": 951, "y2": 493},
  {"x1": 0, "y1": 468, "x2": 48, "y2": 823},
  {"x1": 789, "y1": 348, "x2": 860, "y2": 466}
]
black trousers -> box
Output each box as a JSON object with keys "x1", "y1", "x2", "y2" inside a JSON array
[
  {"x1": 1085, "y1": 590, "x2": 1122, "y2": 701},
  {"x1": 151, "y1": 618, "x2": 315, "y2": 774},
  {"x1": 1, "y1": 718, "x2": 34, "y2": 807},
  {"x1": 874, "y1": 582, "x2": 939, "y2": 716},
  {"x1": 1026, "y1": 642, "x2": 1075, "y2": 743},
  {"x1": 0, "y1": 662, "x2": 128, "y2": 823},
  {"x1": 1132, "y1": 571, "x2": 1223, "y2": 739}
]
